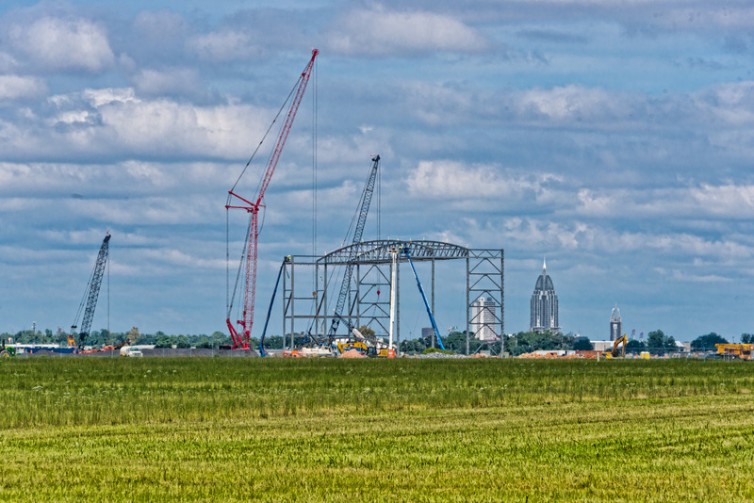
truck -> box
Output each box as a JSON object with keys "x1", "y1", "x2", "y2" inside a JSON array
[
  {"x1": 714, "y1": 343, "x2": 753, "y2": 360},
  {"x1": 119, "y1": 346, "x2": 144, "y2": 358}
]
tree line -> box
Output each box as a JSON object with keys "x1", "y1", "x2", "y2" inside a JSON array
[
  {"x1": 2, "y1": 328, "x2": 232, "y2": 349},
  {"x1": 3, "y1": 327, "x2": 748, "y2": 355}
]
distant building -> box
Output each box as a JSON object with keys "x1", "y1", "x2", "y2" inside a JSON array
[
  {"x1": 472, "y1": 297, "x2": 497, "y2": 341},
  {"x1": 610, "y1": 305, "x2": 622, "y2": 341},
  {"x1": 421, "y1": 327, "x2": 434, "y2": 340},
  {"x1": 530, "y1": 258, "x2": 560, "y2": 333}
]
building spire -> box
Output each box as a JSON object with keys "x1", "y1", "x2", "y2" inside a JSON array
[{"x1": 542, "y1": 256, "x2": 547, "y2": 273}]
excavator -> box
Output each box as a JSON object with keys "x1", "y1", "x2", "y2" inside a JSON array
[
  {"x1": 603, "y1": 334, "x2": 628, "y2": 359},
  {"x1": 332, "y1": 314, "x2": 395, "y2": 358}
]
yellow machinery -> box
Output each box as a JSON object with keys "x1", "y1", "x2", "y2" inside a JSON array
[
  {"x1": 715, "y1": 343, "x2": 753, "y2": 360},
  {"x1": 336, "y1": 340, "x2": 395, "y2": 358},
  {"x1": 337, "y1": 340, "x2": 370, "y2": 354},
  {"x1": 603, "y1": 334, "x2": 627, "y2": 359}
]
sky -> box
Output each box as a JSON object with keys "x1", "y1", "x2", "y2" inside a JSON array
[{"x1": 2, "y1": 0, "x2": 754, "y2": 342}]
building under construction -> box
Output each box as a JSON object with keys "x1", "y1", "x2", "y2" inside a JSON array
[
  {"x1": 222, "y1": 50, "x2": 504, "y2": 355},
  {"x1": 274, "y1": 240, "x2": 504, "y2": 354}
]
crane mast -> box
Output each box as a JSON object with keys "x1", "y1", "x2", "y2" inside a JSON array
[
  {"x1": 226, "y1": 49, "x2": 318, "y2": 350},
  {"x1": 328, "y1": 155, "x2": 380, "y2": 342},
  {"x1": 71, "y1": 232, "x2": 111, "y2": 350}
]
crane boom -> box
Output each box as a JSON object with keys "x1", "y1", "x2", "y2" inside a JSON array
[
  {"x1": 403, "y1": 245, "x2": 445, "y2": 350},
  {"x1": 226, "y1": 49, "x2": 318, "y2": 350},
  {"x1": 327, "y1": 155, "x2": 380, "y2": 342},
  {"x1": 72, "y1": 232, "x2": 111, "y2": 350}
]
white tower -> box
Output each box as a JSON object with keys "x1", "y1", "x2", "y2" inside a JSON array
[
  {"x1": 472, "y1": 297, "x2": 497, "y2": 341},
  {"x1": 610, "y1": 304, "x2": 622, "y2": 342}
]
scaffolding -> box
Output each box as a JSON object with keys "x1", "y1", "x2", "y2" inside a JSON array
[{"x1": 280, "y1": 240, "x2": 504, "y2": 354}]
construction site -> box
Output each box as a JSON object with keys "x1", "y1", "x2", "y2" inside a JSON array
[
  {"x1": 2, "y1": 49, "x2": 747, "y2": 363},
  {"x1": 220, "y1": 49, "x2": 504, "y2": 359},
  {"x1": 0, "y1": 49, "x2": 504, "y2": 360}
]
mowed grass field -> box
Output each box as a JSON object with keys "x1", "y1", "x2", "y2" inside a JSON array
[{"x1": 2, "y1": 358, "x2": 754, "y2": 501}]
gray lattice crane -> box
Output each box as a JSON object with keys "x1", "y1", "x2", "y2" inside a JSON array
[
  {"x1": 327, "y1": 155, "x2": 380, "y2": 343},
  {"x1": 71, "y1": 232, "x2": 110, "y2": 350}
]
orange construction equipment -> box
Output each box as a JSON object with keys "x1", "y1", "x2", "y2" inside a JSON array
[{"x1": 715, "y1": 343, "x2": 753, "y2": 360}]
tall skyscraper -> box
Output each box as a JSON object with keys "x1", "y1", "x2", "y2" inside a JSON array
[
  {"x1": 472, "y1": 297, "x2": 497, "y2": 341},
  {"x1": 530, "y1": 258, "x2": 560, "y2": 333},
  {"x1": 610, "y1": 305, "x2": 622, "y2": 341}
]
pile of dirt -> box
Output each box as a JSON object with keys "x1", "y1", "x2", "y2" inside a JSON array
[
  {"x1": 518, "y1": 351, "x2": 587, "y2": 359},
  {"x1": 339, "y1": 349, "x2": 366, "y2": 358}
]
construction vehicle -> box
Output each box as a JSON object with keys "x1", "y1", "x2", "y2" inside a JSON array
[
  {"x1": 326, "y1": 155, "x2": 381, "y2": 344},
  {"x1": 119, "y1": 346, "x2": 144, "y2": 357},
  {"x1": 225, "y1": 49, "x2": 318, "y2": 350},
  {"x1": 71, "y1": 232, "x2": 111, "y2": 351},
  {"x1": 117, "y1": 327, "x2": 142, "y2": 357},
  {"x1": 331, "y1": 314, "x2": 395, "y2": 358},
  {"x1": 603, "y1": 334, "x2": 627, "y2": 359},
  {"x1": 403, "y1": 245, "x2": 446, "y2": 350},
  {"x1": 0, "y1": 339, "x2": 16, "y2": 357},
  {"x1": 715, "y1": 343, "x2": 753, "y2": 360},
  {"x1": 336, "y1": 340, "x2": 370, "y2": 354}
]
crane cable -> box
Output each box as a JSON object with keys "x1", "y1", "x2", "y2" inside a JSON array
[
  {"x1": 227, "y1": 73, "x2": 303, "y2": 201},
  {"x1": 226, "y1": 64, "x2": 304, "y2": 316}
]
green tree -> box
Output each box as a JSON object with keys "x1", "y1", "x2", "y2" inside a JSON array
[
  {"x1": 155, "y1": 335, "x2": 172, "y2": 348},
  {"x1": 691, "y1": 333, "x2": 728, "y2": 351},
  {"x1": 572, "y1": 337, "x2": 593, "y2": 351},
  {"x1": 665, "y1": 335, "x2": 677, "y2": 352},
  {"x1": 646, "y1": 330, "x2": 666, "y2": 354},
  {"x1": 505, "y1": 331, "x2": 575, "y2": 356},
  {"x1": 741, "y1": 333, "x2": 754, "y2": 344},
  {"x1": 625, "y1": 339, "x2": 646, "y2": 354},
  {"x1": 264, "y1": 335, "x2": 284, "y2": 349},
  {"x1": 399, "y1": 338, "x2": 426, "y2": 354},
  {"x1": 647, "y1": 330, "x2": 677, "y2": 355}
]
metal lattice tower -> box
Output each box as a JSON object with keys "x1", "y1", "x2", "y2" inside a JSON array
[{"x1": 278, "y1": 240, "x2": 504, "y2": 354}]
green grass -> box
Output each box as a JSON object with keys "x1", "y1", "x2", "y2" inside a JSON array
[{"x1": 1, "y1": 358, "x2": 754, "y2": 501}]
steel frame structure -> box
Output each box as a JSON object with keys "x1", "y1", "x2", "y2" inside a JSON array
[{"x1": 279, "y1": 240, "x2": 504, "y2": 354}]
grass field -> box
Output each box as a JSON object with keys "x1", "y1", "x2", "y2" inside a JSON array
[{"x1": 1, "y1": 357, "x2": 754, "y2": 501}]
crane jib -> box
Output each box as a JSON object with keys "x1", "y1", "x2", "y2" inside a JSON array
[
  {"x1": 225, "y1": 49, "x2": 318, "y2": 350},
  {"x1": 74, "y1": 232, "x2": 111, "y2": 351}
]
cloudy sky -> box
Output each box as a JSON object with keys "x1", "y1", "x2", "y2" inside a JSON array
[{"x1": 2, "y1": 0, "x2": 754, "y2": 342}]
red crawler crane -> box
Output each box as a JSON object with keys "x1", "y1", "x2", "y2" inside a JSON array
[{"x1": 225, "y1": 49, "x2": 318, "y2": 350}]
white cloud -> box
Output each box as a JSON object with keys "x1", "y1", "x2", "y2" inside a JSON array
[
  {"x1": 0, "y1": 74, "x2": 46, "y2": 100},
  {"x1": 406, "y1": 160, "x2": 553, "y2": 200},
  {"x1": 9, "y1": 16, "x2": 115, "y2": 72},
  {"x1": 188, "y1": 30, "x2": 260, "y2": 62},
  {"x1": 131, "y1": 67, "x2": 201, "y2": 97},
  {"x1": 5, "y1": 88, "x2": 275, "y2": 160},
  {"x1": 497, "y1": 217, "x2": 752, "y2": 262},
  {"x1": 695, "y1": 81, "x2": 754, "y2": 126},
  {"x1": 689, "y1": 183, "x2": 754, "y2": 217},
  {"x1": 328, "y1": 7, "x2": 488, "y2": 55},
  {"x1": 514, "y1": 85, "x2": 627, "y2": 122}
]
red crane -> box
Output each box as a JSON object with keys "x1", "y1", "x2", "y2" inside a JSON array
[{"x1": 225, "y1": 49, "x2": 318, "y2": 350}]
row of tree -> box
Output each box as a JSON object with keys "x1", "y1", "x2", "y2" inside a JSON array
[
  {"x1": 2, "y1": 328, "x2": 232, "y2": 349},
  {"x1": 2, "y1": 327, "x2": 748, "y2": 355}
]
